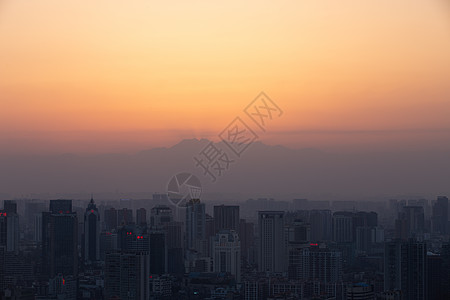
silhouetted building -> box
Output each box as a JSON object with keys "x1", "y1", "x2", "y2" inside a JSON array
[
  {"x1": 117, "y1": 208, "x2": 133, "y2": 226},
  {"x1": 0, "y1": 209, "x2": 19, "y2": 254},
  {"x1": 105, "y1": 251, "x2": 150, "y2": 300},
  {"x1": 214, "y1": 205, "x2": 240, "y2": 233},
  {"x1": 136, "y1": 208, "x2": 147, "y2": 227},
  {"x1": 258, "y1": 211, "x2": 285, "y2": 273},
  {"x1": 104, "y1": 208, "x2": 118, "y2": 231},
  {"x1": 42, "y1": 202, "x2": 78, "y2": 280},
  {"x1": 186, "y1": 199, "x2": 206, "y2": 253},
  {"x1": 84, "y1": 197, "x2": 100, "y2": 263},
  {"x1": 384, "y1": 239, "x2": 427, "y2": 299},
  {"x1": 149, "y1": 231, "x2": 167, "y2": 275},
  {"x1": 150, "y1": 205, "x2": 173, "y2": 228},
  {"x1": 213, "y1": 230, "x2": 241, "y2": 282},
  {"x1": 432, "y1": 196, "x2": 448, "y2": 234}
]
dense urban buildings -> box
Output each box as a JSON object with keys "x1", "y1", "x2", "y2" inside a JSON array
[{"x1": 0, "y1": 195, "x2": 449, "y2": 299}]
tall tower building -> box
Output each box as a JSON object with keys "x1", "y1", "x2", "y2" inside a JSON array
[
  {"x1": 118, "y1": 208, "x2": 133, "y2": 225},
  {"x1": 42, "y1": 200, "x2": 78, "y2": 280},
  {"x1": 150, "y1": 205, "x2": 173, "y2": 228},
  {"x1": 0, "y1": 205, "x2": 19, "y2": 254},
  {"x1": 258, "y1": 211, "x2": 285, "y2": 273},
  {"x1": 104, "y1": 208, "x2": 118, "y2": 231},
  {"x1": 105, "y1": 251, "x2": 150, "y2": 300},
  {"x1": 384, "y1": 239, "x2": 427, "y2": 299},
  {"x1": 432, "y1": 196, "x2": 448, "y2": 234},
  {"x1": 185, "y1": 199, "x2": 206, "y2": 253},
  {"x1": 213, "y1": 230, "x2": 241, "y2": 282},
  {"x1": 213, "y1": 205, "x2": 240, "y2": 233},
  {"x1": 84, "y1": 197, "x2": 100, "y2": 263},
  {"x1": 136, "y1": 208, "x2": 147, "y2": 227}
]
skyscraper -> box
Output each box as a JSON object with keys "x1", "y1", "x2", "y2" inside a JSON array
[
  {"x1": 384, "y1": 239, "x2": 427, "y2": 299},
  {"x1": 104, "y1": 208, "x2": 118, "y2": 231},
  {"x1": 432, "y1": 196, "x2": 448, "y2": 234},
  {"x1": 150, "y1": 205, "x2": 173, "y2": 228},
  {"x1": 213, "y1": 205, "x2": 240, "y2": 233},
  {"x1": 0, "y1": 207, "x2": 19, "y2": 254},
  {"x1": 213, "y1": 230, "x2": 241, "y2": 282},
  {"x1": 117, "y1": 208, "x2": 133, "y2": 225},
  {"x1": 136, "y1": 208, "x2": 147, "y2": 227},
  {"x1": 185, "y1": 199, "x2": 206, "y2": 253},
  {"x1": 42, "y1": 200, "x2": 78, "y2": 280},
  {"x1": 258, "y1": 211, "x2": 285, "y2": 273},
  {"x1": 105, "y1": 251, "x2": 150, "y2": 300},
  {"x1": 84, "y1": 197, "x2": 100, "y2": 263}
]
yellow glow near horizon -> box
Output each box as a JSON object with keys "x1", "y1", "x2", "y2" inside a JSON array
[{"x1": 1, "y1": 0, "x2": 450, "y2": 153}]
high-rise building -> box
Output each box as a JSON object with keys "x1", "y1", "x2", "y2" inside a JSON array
[
  {"x1": 309, "y1": 210, "x2": 332, "y2": 242},
  {"x1": 84, "y1": 197, "x2": 100, "y2": 263},
  {"x1": 432, "y1": 196, "x2": 448, "y2": 234},
  {"x1": 49, "y1": 199, "x2": 72, "y2": 214},
  {"x1": 150, "y1": 205, "x2": 173, "y2": 228},
  {"x1": 149, "y1": 231, "x2": 167, "y2": 275},
  {"x1": 104, "y1": 208, "x2": 118, "y2": 231},
  {"x1": 118, "y1": 208, "x2": 133, "y2": 225},
  {"x1": 239, "y1": 219, "x2": 255, "y2": 264},
  {"x1": 212, "y1": 230, "x2": 241, "y2": 282},
  {"x1": 3, "y1": 200, "x2": 17, "y2": 214},
  {"x1": 258, "y1": 211, "x2": 285, "y2": 273},
  {"x1": 0, "y1": 208, "x2": 19, "y2": 254},
  {"x1": 42, "y1": 200, "x2": 78, "y2": 280},
  {"x1": 186, "y1": 199, "x2": 206, "y2": 253},
  {"x1": 214, "y1": 205, "x2": 240, "y2": 233},
  {"x1": 136, "y1": 208, "x2": 147, "y2": 227},
  {"x1": 384, "y1": 239, "x2": 427, "y2": 299},
  {"x1": 105, "y1": 251, "x2": 150, "y2": 300},
  {"x1": 396, "y1": 206, "x2": 425, "y2": 239},
  {"x1": 332, "y1": 212, "x2": 353, "y2": 243},
  {"x1": 288, "y1": 245, "x2": 342, "y2": 283}
]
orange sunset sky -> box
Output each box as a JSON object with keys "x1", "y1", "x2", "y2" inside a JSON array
[{"x1": 1, "y1": 0, "x2": 450, "y2": 154}]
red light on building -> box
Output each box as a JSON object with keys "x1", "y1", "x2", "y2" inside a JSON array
[
  {"x1": 91, "y1": 209, "x2": 94, "y2": 213},
  {"x1": 59, "y1": 210, "x2": 63, "y2": 214},
  {"x1": 62, "y1": 278, "x2": 65, "y2": 285},
  {"x1": 310, "y1": 243, "x2": 318, "y2": 246}
]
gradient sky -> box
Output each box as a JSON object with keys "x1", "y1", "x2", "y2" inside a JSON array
[{"x1": 1, "y1": 0, "x2": 450, "y2": 154}]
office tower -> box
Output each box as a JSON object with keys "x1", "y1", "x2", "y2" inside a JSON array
[
  {"x1": 427, "y1": 253, "x2": 443, "y2": 300},
  {"x1": 105, "y1": 251, "x2": 150, "y2": 300},
  {"x1": 149, "y1": 231, "x2": 167, "y2": 274},
  {"x1": 34, "y1": 213, "x2": 42, "y2": 242},
  {"x1": 99, "y1": 231, "x2": 117, "y2": 261},
  {"x1": 432, "y1": 196, "x2": 448, "y2": 234},
  {"x1": 0, "y1": 246, "x2": 4, "y2": 292},
  {"x1": 288, "y1": 245, "x2": 342, "y2": 282},
  {"x1": 185, "y1": 199, "x2": 206, "y2": 253},
  {"x1": 104, "y1": 208, "x2": 118, "y2": 231},
  {"x1": 384, "y1": 240, "x2": 427, "y2": 299},
  {"x1": 396, "y1": 206, "x2": 425, "y2": 239},
  {"x1": 239, "y1": 219, "x2": 255, "y2": 264},
  {"x1": 84, "y1": 197, "x2": 100, "y2": 263},
  {"x1": 0, "y1": 208, "x2": 19, "y2": 253},
  {"x1": 136, "y1": 208, "x2": 147, "y2": 227},
  {"x1": 309, "y1": 210, "x2": 332, "y2": 242},
  {"x1": 118, "y1": 208, "x2": 133, "y2": 225},
  {"x1": 212, "y1": 230, "x2": 241, "y2": 282},
  {"x1": 150, "y1": 205, "x2": 173, "y2": 228},
  {"x1": 214, "y1": 205, "x2": 240, "y2": 233},
  {"x1": 49, "y1": 199, "x2": 72, "y2": 214},
  {"x1": 441, "y1": 242, "x2": 450, "y2": 299},
  {"x1": 258, "y1": 211, "x2": 286, "y2": 273},
  {"x1": 166, "y1": 221, "x2": 184, "y2": 275},
  {"x1": 42, "y1": 201, "x2": 78, "y2": 280},
  {"x1": 286, "y1": 219, "x2": 311, "y2": 244},
  {"x1": 3, "y1": 200, "x2": 17, "y2": 214},
  {"x1": 332, "y1": 212, "x2": 353, "y2": 243}
]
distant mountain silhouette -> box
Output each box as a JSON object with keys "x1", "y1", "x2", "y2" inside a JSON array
[{"x1": 1, "y1": 138, "x2": 449, "y2": 200}]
